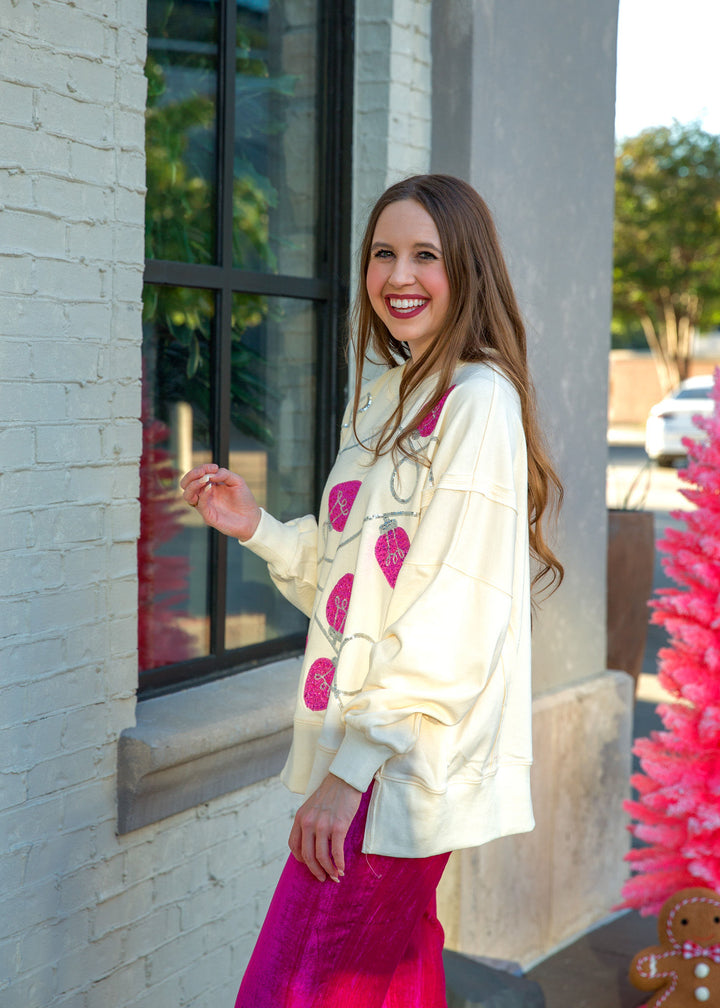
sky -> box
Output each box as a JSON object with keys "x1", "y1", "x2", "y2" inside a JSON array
[{"x1": 615, "y1": 0, "x2": 720, "y2": 140}]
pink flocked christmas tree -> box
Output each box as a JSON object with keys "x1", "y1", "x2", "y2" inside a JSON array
[{"x1": 622, "y1": 367, "x2": 720, "y2": 916}]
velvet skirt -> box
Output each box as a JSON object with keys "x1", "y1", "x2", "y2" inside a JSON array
[{"x1": 235, "y1": 787, "x2": 450, "y2": 1007}]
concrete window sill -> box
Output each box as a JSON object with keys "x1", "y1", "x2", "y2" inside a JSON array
[{"x1": 117, "y1": 657, "x2": 301, "y2": 833}]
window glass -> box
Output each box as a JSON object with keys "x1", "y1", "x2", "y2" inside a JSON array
[
  {"x1": 675, "y1": 386, "x2": 712, "y2": 400},
  {"x1": 225, "y1": 294, "x2": 316, "y2": 649},
  {"x1": 233, "y1": 1, "x2": 319, "y2": 275},
  {"x1": 139, "y1": 287, "x2": 317, "y2": 669},
  {"x1": 140, "y1": 0, "x2": 351, "y2": 691},
  {"x1": 145, "y1": 0, "x2": 219, "y2": 264},
  {"x1": 140, "y1": 286, "x2": 215, "y2": 670}
]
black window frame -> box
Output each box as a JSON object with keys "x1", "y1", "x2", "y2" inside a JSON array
[{"x1": 140, "y1": 0, "x2": 355, "y2": 697}]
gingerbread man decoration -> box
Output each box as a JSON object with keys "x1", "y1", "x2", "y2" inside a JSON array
[{"x1": 630, "y1": 887, "x2": 720, "y2": 1006}]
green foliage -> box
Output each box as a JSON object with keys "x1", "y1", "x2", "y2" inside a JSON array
[
  {"x1": 144, "y1": 56, "x2": 216, "y2": 264},
  {"x1": 142, "y1": 284, "x2": 276, "y2": 447},
  {"x1": 613, "y1": 122, "x2": 720, "y2": 388},
  {"x1": 610, "y1": 319, "x2": 648, "y2": 351}
]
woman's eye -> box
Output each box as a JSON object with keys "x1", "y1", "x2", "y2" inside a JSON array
[
  {"x1": 417, "y1": 250, "x2": 438, "y2": 261},
  {"x1": 373, "y1": 249, "x2": 393, "y2": 259}
]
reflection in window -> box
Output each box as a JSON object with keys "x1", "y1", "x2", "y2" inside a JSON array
[
  {"x1": 140, "y1": 287, "x2": 215, "y2": 669},
  {"x1": 145, "y1": 0, "x2": 219, "y2": 264},
  {"x1": 140, "y1": 288, "x2": 317, "y2": 670},
  {"x1": 234, "y1": 2, "x2": 319, "y2": 276},
  {"x1": 225, "y1": 296, "x2": 316, "y2": 650},
  {"x1": 145, "y1": 0, "x2": 321, "y2": 277}
]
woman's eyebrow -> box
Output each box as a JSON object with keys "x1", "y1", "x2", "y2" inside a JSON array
[{"x1": 370, "y1": 240, "x2": 442, "y2": 252}]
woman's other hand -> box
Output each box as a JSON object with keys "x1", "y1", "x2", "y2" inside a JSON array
[
  {"x1": 289, "y1": 774, "x2": 362, "y2": 882},
  {"x1": 179, "y1": 464, "x2": 261, "y2": 542}
]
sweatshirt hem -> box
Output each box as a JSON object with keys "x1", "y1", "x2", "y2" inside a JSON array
[{"x1": 361, "y1": 761, "x2": 534, "y2": 857}]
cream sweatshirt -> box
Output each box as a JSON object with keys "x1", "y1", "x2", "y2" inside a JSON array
[{"x1": 241, "y1": 360, "x2": 534, "y2": 857}]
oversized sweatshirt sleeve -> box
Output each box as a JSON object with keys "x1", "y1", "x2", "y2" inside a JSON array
[
  {"x1": 240, "y1": 508, "x2": 319, "y2": 617},
  {"x1": 329, "y1": 375, "x2": 529, "y2": 792}
]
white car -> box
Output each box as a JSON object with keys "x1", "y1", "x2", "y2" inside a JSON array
[{"x1": 645, "y1": 374, "x2": 716, "y2": 466}]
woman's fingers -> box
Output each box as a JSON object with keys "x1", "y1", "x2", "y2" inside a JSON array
[
  {"x1": 288, "y1": 776, "x2": 360, "y2": 883},
  {"x1": 302, "y1": 822, "x2": 327, "y2": 883},
  {"x1": 181, "y1": 473, "x2": 212, "y2": 508},
  {"x1": 179, "y1": 463, "x2": 218, "y2": 490},
  {"x1": 179, "y1": 465, "x2": 242, "y2": 509},
  {"x1": 316, "y1": 831, "x2": 339, "y2": 882},
  {"x1": 178, "y1": 466, "x2": 261, "y2": 540},
  {"x1": 330, "y1": 826, "x2": 346, "y2": 878},
  {"x1": 289, "y1": 810, "x2": 335, "y2": 883},
  {"x1": 289, "y1": 812, "x2": 327, "y2": 881},
  {"x1": 180, "y1": 464, "x2": 219, "y2": 508}
]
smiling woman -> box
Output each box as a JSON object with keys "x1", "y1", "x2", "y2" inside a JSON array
[{"x1": 180, "y1": 173, "x2": 564, "y2": 1007}]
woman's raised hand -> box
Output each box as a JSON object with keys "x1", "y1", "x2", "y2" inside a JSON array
[{"x1": 179, "y1": 464, "x2": 261, "y2": 542}]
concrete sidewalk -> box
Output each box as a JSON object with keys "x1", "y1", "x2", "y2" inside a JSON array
[
  {"x1": 445, "y1": 909, "x2": 660, "y2": 1007},
  {"x1": 607, "y1": 423, "x2": 646, "y2": 447},
  {"x1": 517, "y1": 701, "x2": 666, "y2": 1007},
  {"x1": 525, "y1": 909, "x2": 659, "y2": 1008}
]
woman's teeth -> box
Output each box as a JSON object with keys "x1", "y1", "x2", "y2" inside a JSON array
[{"x1": 388, "y1": 298, "x2": 426, "y2": 312}]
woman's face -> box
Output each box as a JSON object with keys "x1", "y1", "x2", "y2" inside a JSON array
[{"x1": 366, "y1": 199, "x2": 451, "y2": 362}]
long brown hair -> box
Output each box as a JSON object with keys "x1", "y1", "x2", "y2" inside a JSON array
[{"x1": 350, "y1": 174, "x2": 563, "y2": 595}]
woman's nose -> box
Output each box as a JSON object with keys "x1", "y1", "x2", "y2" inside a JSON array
[{"x1": 388, "y1": 256, "x2": 415, "y2": 286}]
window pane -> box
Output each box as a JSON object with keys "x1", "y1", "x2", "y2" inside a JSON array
[
  {"x1": 140, "y1": 285, "x2": 215, "y2": 669},
  {"x1": 145, "y1": 0, "x2": 219, "y2": 264},
  {"x1": 225, "y1": 294, "x2": 317, "y2": 649},
  {"x1": 233, "y1": 0, "x2": 319, "y2": 276}
]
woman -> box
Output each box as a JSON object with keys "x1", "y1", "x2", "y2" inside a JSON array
[{"x1": 181, "y1": 174, "x2": 563, "y2": 1007}]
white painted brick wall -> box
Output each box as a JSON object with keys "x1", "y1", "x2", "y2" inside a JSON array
[{"x1": 387, "y1": 0, "x2": 432, "y2": 180}]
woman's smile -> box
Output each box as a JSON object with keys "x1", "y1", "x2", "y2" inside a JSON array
[{"x1": 385, "y1": 296, "x2": 430, "y2": 319}]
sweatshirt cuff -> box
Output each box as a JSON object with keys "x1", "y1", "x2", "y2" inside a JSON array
[
  {"x1": 237, "y1": 508, "x2": 299, "y2": 572},
  {"x1": 328, "y1": 726, "x2": 395, "y2": 793}
]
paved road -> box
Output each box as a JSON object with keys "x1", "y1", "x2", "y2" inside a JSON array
[{"x1": 607, "y1": 436, "x2": 693, "y2": 519}]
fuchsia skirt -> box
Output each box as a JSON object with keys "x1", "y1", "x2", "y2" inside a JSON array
[{"x1": 235, "y1": 787, "x2": 450, "y2": 1007}]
